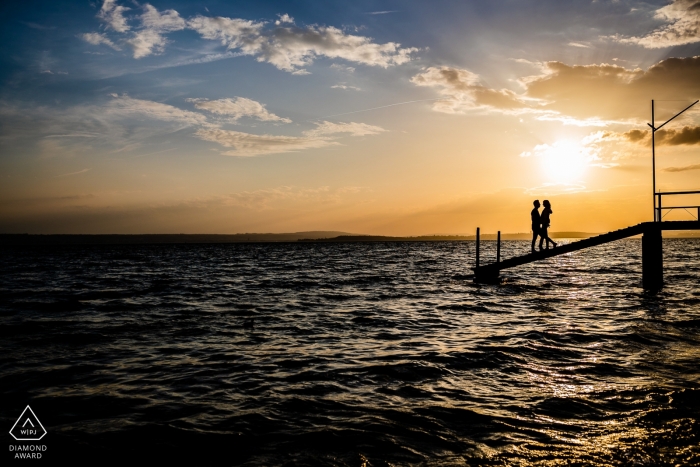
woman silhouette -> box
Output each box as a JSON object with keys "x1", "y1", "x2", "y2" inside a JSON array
[{"x1": 539, "y1": 199, "x2": 557, "y2": 250}]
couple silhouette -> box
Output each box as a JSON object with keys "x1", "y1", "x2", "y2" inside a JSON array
[{"x1": 531, "y1": 199, "x2": 557, "y2": 253}]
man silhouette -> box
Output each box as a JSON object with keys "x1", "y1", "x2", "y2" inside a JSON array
[{"x1": 531, "y1": 200, "x2": 541, "y2": 253}]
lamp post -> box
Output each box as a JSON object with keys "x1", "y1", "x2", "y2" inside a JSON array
[{"x1": 648, "y1": 99, "x2": 699, "y2": 221}]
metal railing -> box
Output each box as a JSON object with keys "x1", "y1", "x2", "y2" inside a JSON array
[{"x1": 655, "y1": 191, "x2": 700, "y2": 221}]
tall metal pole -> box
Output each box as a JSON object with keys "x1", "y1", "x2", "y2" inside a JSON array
[
  {"x1": 648, "y1": 99, "x2": 698, "y2": 222},
  {"x1": 652, "y1": 100, "x2": 656, "y2": 221}
]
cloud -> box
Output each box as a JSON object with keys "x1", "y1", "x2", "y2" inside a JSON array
[
  {"x1": 186, "y1": 15, "x2": 264, "y2": 48},
  {"x1": 186, "y1": 97, "x2": 291, "y2": 123},
  {"x1": 275, "y1": 14, "x2": 294, "y2": 25},
  {"x1": 196, "y1": 121, "x2": 386, "y2": 156},
  {"x1": 331, "y1": 84, "x2": 361, "y2": 91},
  {"x1": 1, "y1": 97, "x2": 386, "y2": 160},
  {"x1": 410, "y1": 66, "x2": 529, "y2": 114},
  {"x1": 20, "y1": 21, "x2": 55, "y2": 30},
  {"x1": 125, "y1": 4, "x2": 186, "y2": 58},
  {"x1": 303, "y1": 121, "x2": 386, "y2": 137},
  {"x1": 106, "y1": 94, "x2": 208, "y2": 126},
  {"x1": 330, "y1": 64, "x2": 355, "y2": 73},
  {"x1": 620, "y1": 126, "x2": 700, "y2": 146},
  {"x1": 188, "y1": 17, "x2": 419, "y2": 73},
  {"x1": 220, "y1": 186, "x2": 341, "y2": 209},
  {"x1": 195, "y1": 128, "x2": 337, "y2": 156},
  {"x1": 412, "y1": 58, "x2": 700, "y2": 123},
  {"x1": 57, "y1": 168, "x2": 91, "y2": 177},
  {"x1": 125, "y1": 29, "x2": 169, "y2": 58},
  {"x1": 98, "y1": 0, "x2": 131, "y2": 33},
  {"x1": 80, "y1": 32, "x2": 121, "y2": 50},
  {"x1": 664, "y1": 163, "x2": 700, "y2": 172},
  {"x1": 85, "y1": 2, "x2": 418, "y2": 69},
  {"x1": 140, "y1": 4, "x2": 186, "y2": 32},
  {"x1": 568, "y1": 42, "x2": 590, "y2": 48},
  {"x1": 615, "y1": 0, "x2": 700, "y2": 48}
]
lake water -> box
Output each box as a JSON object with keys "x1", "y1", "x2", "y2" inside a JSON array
[{"x1": 1, "y1": 240, "x2": 699, "y2": 465}]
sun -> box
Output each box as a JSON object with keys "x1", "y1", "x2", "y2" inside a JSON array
[{"x1": 538, "y1": 140, "x2": 589, "y2": 184}]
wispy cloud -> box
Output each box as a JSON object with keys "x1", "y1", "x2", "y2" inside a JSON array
[
  {"x1": 303, "y1": 121, "x2": 386, "y2": 138},
  {"x1": 57, "y1": 168, "x2": 91, "y2": 177},
  {"x1": 98, "y1": 0, "x2": 131, "y2": 33},
  {"x1": 20, "y1": 21, "x2": 55, "y2": 30},
  {"x1": 107, "y1": 94, "x2": 208, "y2": 126},
  {"x1": 126, "y1": 4, "x2": 186, "y2": 58},
  {"x1": 664, "y1": 163, "x2": 700, "y2": 172},
  {"x1": 613, "y1": 0, "x2": 700, "y2": 48},
  {"x1": 187, "y1": 97, "x2": 291, "y2": 123},
  {"x1": 195, "y1": 128, "x2": 337, "y2": 156},
  {"x1": 195, "y1": 120, "x2": 386, "y2": 156},
  {"x1": 330, "y1": 64, "x2": 355, "y2": 73},
  {"x1": 80, "y1": 32, "x2": 121, "y2": 51},
  {"x1": 1, "y1": 95, "x2": 385, "y2": 159},
  {"x1": 331, "y1": 84, "x2": 361, "y2": 91}
]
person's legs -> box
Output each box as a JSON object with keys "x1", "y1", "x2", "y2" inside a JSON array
[
  {"x1": 531, "y1": 229, "x2": 538, "y2": 252},
  {"x1": 539, "y1": 228, "x2": 545, "y2": 250}
]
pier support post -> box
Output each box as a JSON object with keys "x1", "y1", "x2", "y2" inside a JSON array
[
  {"x1": 476, "y1": 227, "x2": 480, "y2": 269},
  {"x1": 497, "y1": 231, "x2": 501, "y2": 263},
  {"x1": 642, "y1": 226, "x2": 663, "y2": 290}
]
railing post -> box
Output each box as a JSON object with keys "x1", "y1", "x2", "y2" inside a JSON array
[
  {"x1": 697, "y1": 206, "x2": 699, "y2": 221},
  {"x1": 476, "y1": 227, "x2": 480, "y2": 269},
  {"x1": 497, "y1": 231, "x2": 501, "y2": 263},
  {"x1": 658, "y1": 193, "x2": 662, "y2": 222}
]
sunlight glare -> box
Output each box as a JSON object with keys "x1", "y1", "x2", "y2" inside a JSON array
[{"x1": 539, "y1": 140, "x2": 589, "y2": 183}]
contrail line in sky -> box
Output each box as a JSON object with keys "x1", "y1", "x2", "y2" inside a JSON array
[{"x1": 322, "y1": 97, "x2": 448, "y2": 119}]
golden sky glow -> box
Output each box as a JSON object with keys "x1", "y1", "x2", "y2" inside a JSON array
[{"x1": 2, "y1": 0, "x2": 700, "y2": 234}]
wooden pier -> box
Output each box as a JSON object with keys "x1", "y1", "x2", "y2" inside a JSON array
[{"x1": 473, "y1": 220, "x2": 700, "y2": 289}]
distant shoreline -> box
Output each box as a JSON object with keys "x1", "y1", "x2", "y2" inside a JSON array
[{"x1": 2, "y1": 231, "x2": 698, "y2": 245}]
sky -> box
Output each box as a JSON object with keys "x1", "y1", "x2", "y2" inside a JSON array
[{"x1": 2, "y1": 0, "x2": 700, "y2": 235}]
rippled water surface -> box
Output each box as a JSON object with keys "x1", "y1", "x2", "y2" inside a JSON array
[{"x1": 1, "y1": 240, "x2": 700, "y2": 465}]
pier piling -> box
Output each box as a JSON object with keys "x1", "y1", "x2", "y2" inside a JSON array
[
  {"x1": 497, "y1": 231, "x2": 501, "y2": 263},
  {"x1": 476, "y1": 227, "x2": 480, "y2": 269},
  {"x1": 642, "y1": 226, "x2": 663, "y2": 290}
]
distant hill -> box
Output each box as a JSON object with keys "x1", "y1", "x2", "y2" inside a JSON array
[
  {"x1": 3, "y1": 230, "x2": 697, "y2": 246},
  {"x1": 0, "y1": 232, "x2": 360, "y2": 245}
]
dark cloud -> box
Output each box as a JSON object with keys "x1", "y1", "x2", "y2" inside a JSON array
[
  {"x1": 658, "y1": 126, "x2": 700, "y2": 145},
  {"x1": 413, "y1": 57, "x2": 700, "y2": 121},
  {"x1": 525, "y1": 57, "x2": 700, "y2": 120},
  {"x1": 664, "y1": 163, "x2": 700, "y2": 172},
  {"x1": 625, "y1": 129, "x2": 648, "y2": 143},
  {"x1": 621, "y1": 126, "x2": 700, "y2": 146}
]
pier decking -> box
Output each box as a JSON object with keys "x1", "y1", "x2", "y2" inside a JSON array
[{"x1": 473, "y1": 220, "x2": 700, "y2": 288}]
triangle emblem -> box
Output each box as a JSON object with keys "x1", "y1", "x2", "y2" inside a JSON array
[{"x1": 9, "y1": 406, "x2": 47, "y2": 441}]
